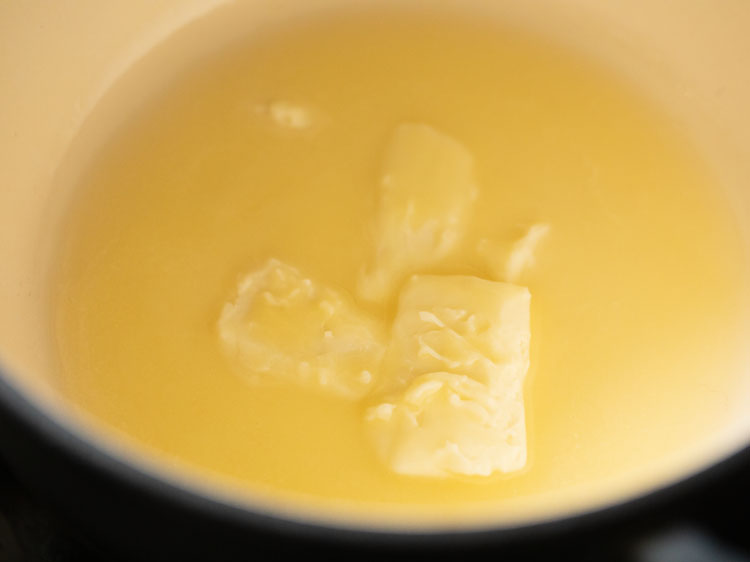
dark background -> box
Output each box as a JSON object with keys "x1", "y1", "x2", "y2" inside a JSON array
[{"x1": 0, "y1": 454, "x2": 747, "y2": 562}]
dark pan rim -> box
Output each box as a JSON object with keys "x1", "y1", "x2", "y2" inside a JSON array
[{"x1": 0, "y1": 361, "x2": 748, "y2": 550}]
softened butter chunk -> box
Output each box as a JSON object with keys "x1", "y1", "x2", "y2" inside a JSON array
[
  {"x1": 358, "y1": 124, "x2": 479, "y2": 303},
  {"x1": 219, "y1": 259, "x2": 386, "y2": 399},
  {"x1": 365, "y1": 274, "x2": 530, "y2": 477}
]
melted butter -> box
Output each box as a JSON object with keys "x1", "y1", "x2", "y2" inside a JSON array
[{"x1": 55, "y1": 10, "x2": 749, "y2": 526}]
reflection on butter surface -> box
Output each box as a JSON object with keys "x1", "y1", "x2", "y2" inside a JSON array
[
  {"x1": 366, "y1": 275, "x2": 530, "y2": 477},
  {"x1": 55, "y1": 10, "x2": 749, "y2": 525}
]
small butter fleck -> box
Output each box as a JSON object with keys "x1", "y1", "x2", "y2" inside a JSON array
[
  {"x1": 505, "y1": 223, "x2": 550, "y2": 282},
  {"x1": 257, "y1": 100, "x2": 315, "y2": 130},
  {"x1": 477, "y1": 223, "x2": 550, "y2": 282}
]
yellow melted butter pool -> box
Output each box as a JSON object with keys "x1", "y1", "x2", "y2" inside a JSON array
[{"x1": 54, "y1": 9, "x2": 749, "y2": 527}]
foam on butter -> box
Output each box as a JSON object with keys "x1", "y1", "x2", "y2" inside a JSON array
[
  {"x1": 358, "y1": 123, "x2": 478, "y2": 303},
  {"x1": 218, "y1": 259, "x2": 386, "y2": 399},
  {"x1": 365, "y1": 274, "x2": 530, "y2": 477}
]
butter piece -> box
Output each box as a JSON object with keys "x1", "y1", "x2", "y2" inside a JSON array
[
  {"x1": 219, "y1": 259, "x2": 385, "y2": 399},
  {"x1": 365, "y1": 274, "x2": 530, "y2": 477},
  {"x1": 477, "y1": 223, "x2": 549, "y2": 282},
  {"x1": 358, "y1": 124, "x2": 479, "y2": 303}
]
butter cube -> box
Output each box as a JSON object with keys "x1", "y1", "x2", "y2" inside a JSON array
[
  {"x1": 219, "y1": 259, "x2": 385, "y2": 399},
  {"x1": 365, "y1": 274, "x2": 530, "y2": 477},
  {"x1": 358, "y1": 124, "x2": 478, "y2": 303}
]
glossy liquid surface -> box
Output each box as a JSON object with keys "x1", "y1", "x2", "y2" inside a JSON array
[{"x1": 56, "y1": 11, "x2": 749, "y2": 526}]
